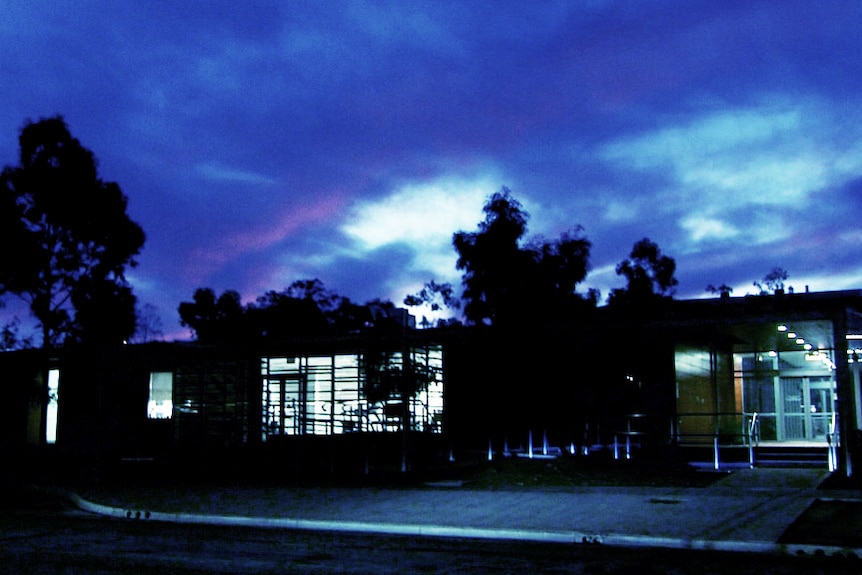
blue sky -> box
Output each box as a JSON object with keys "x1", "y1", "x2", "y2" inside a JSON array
[{"x1": 2, "y1": 1, "x2": 862, "y2": 338}]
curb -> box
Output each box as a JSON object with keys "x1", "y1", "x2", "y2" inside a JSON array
[{"x1": 68, "y1": 493, "x2": 862, "y2": 559}]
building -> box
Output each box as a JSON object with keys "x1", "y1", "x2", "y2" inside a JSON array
[
  {"x1": 1, "y1": 329, "x2": 447, "y2": 481},
  {"x1": 2, "y1": 290, "x2": 860, "y2": 480}
]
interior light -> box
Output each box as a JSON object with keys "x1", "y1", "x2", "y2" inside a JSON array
[
  {"x1": 796, "y1": 338, "x2": 805, "y2": 344},
  {"x1": 768, "y1": 350, "x2": 777, "y2": 357},
  {"x1": 804, "y1": 343, "x2": 812, "y2": 350},
  {"x1": 787, "y1": 332, "x2": 797, "y2": 339},
  {"x1": 777, "y1": 325, "x2": 788, "y2": 332}
]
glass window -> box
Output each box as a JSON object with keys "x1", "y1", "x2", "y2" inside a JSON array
[
  {"x1": 260, "y1": 345, "x2": 444, "y2": 438},
  {"x1": 46, "y1": 369, "x2": 60, "y2": 444},
  {"x1": 147, "y1": 371, "x2": 174, "y2": 419}
]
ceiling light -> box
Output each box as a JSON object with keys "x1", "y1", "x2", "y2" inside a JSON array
[
  {"x1": 777, "y1": 325, "x2": 788, "y2": 332},
  {"x1": 796, "y1": 338, "x2": 805, "y2": 344},
  {"x1": 787, "y1": 332, "x2": 797, "y2": 339}
]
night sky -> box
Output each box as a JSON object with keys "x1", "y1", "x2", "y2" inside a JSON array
[{"x1": 2, "y1": 1, "x2": 862, "y2": 339}]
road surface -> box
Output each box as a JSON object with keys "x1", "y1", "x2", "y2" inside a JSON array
[{"x1": 1, "y1": 509, "x2": 858, "y2": 574}]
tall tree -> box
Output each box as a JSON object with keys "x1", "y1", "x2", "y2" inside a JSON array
[
  {"x1": 178, "y1": 280, "x2": 359, "y2": 344},
  {"x1": 609, "y1": 237, "x2": 678, "y2": 306},
  {"x1": 178, "y1": 288, "x2": 246, "y2": 344},
  {"x1": 0, "y1": 116, "x2": 145, "y2": 347},
  {"x1": 526, "y1": 228, "x2": 594, "y2": 316},
  {"x1": 453, "y1": 187, "x2": 593, "y2": 327},
  {"x1": 453, "y1": 188, "x2": 533, "y2": 326},
  {"x1": 70, "y1": 276, "x2": 137, "y2": 346},
  {"x1": 250, "y1": 285, "x2": 330, "y2": 340}
]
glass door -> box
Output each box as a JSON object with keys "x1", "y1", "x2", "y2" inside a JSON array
[
  {"x1": 807, "y1": 376, "x2": 834, "y2": 440},
  {"x1": 777, "y1": 376, "x2": 835, "y2": 441},
  {"x1": 779, "y1": 377, "x2": 806, "y2": 440}
]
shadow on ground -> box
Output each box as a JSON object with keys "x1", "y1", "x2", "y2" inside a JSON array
[{"x1": 780, "y1": 499, "x2": 862, "y2": 548}]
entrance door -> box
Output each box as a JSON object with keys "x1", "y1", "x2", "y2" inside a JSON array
[
  {"x1": 778, "y1": 376, "x2": 834, "y2": 441},
  {"x1": 807, "y1": 376, "x2": 834, "y2": 440}
]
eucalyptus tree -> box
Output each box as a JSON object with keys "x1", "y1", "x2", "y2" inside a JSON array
[
  {"x1": 452, "y1": 188, "x2": 595, "y2": 439},
  {"x1": 0, "y1": 116, "x2": 145, "y2": 348},
  {"x1": 608, "y1": 237, "x2": 678, "y2": 306},
  {"x1": 453, "y1": 187, "x2": 593, "y2": 328}
]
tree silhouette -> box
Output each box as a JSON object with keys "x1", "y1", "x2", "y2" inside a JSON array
[
  {"x1": 178, "y1": 288, "x2": 246, "y2": 344},
  {"x1": 609, "y1": 238, "x2": 678, "y2": 306},
  {"x1": 281, "y1": 279, "x2": 342, "y2": 313},
  {"x1": 453, "y1": 188, "x2": 531, "y2": 326},
  {"x1": 131, "y1": 302, "x2": 164, "y2": 343},
  {"x1": 706, "y1": 283, "x2": 734, "y2": 298},
  {"x1": 70, "y1": 275, "x2": 137, "y2": 346},
  {"x1": 453, "y1": 188, "x2": 594, "y2": 328},
  {"x1": 526, "y1": 228, "x2": 594, "y2": 318},
  {"x1": 403, "y1": 280, "x2": 460, "y2": 327},
  {"x1": 754, "y1": 267, "x2": 789, "y2": 295},
  {"x1": 361, "y1": 320, "x2": 434, "y2": 472},
  {"x1": 178, "y1": 280, "x2": 395, "y2": 344},
  {"x1": 249, "y1": 285, "x2": 330, "y2": 340},
  {"x1": 0, "y1": 116, "x2": 145, "y2": 348},
  {"x1": 452, "y1": 188, "x2": 595, "y2": 442},
  {"x1": 1, "y1": 316, "x2": 33, "y2": 351}
]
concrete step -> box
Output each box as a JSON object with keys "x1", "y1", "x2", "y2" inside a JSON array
[{"x1": 753, "y1": 446, "x2": 829, "y2": 468}]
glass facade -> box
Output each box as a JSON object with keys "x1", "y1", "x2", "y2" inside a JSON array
[
  {"x1": 734, "y1": 320, "x2": 837, "y2": 442},
  {"x1": 261, "y1": 345, "x2": 444, "y2": 439},
  {"x1": 676, "y1": 319, "x2": 838, "y2": 445}
]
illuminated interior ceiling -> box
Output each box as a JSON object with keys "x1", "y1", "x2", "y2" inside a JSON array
[
  {"x1": 721, "y1": 319, "x2": 842, "y2": 372},
  {"x1": 729, "y1": 319, "x2": 835, "y2": 354}
]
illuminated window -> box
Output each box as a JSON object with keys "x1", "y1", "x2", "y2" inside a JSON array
[
  {"x1": 46, "y1": 369, "x2": 60, "y2": 444},
  {"x1": 147, "y1": 371, "x2": 174, "y2": 419},
  {"x1": 260, "y1": 346, "x2": 444, "y2": 438}
]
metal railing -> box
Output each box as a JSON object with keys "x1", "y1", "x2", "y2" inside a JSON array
[
  {"x1": 672, "y1": 412, "x2": 760, "y2": 470},
  {"x1": 613, "y1": 413, "x2": 649, "y2": 461},
  {"x1": 827, "y1": 411, "x2": 838, "y2": 472}
]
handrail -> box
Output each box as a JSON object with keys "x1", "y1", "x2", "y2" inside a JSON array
[
  {"x1": 748, "y1": 412, "x2": 759, "y2": 446},
  {"x1": 827, "y1": 411, "x2": 838, "y2": 472},
  {"x1": 747, "y1": 412, "x2": 759, "y2": 469},
  {"x1": 672, "y1": 411, "x2": 760, "y2": 470}
]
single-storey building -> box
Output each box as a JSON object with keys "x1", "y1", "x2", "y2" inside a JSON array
[{"x1": 2, "y1": 290, "x2": 860, "y2": 480}]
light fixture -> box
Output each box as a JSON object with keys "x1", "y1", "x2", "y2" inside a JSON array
[
  {"x1": 796, "y1": 338, "x2": 805, "y2": 345},
  {"x1": 787, "y1": 332, "x2": 797, "y2": 339},
  {"x1": 804, "y1": 343, "x2": 812, "y2": 350},
  {"x1": 777, "y1": 325, "x2": 788, "y2": 332},
  {"x1": 768, "y1": 350, "x2": 777, "y2": 357}
]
